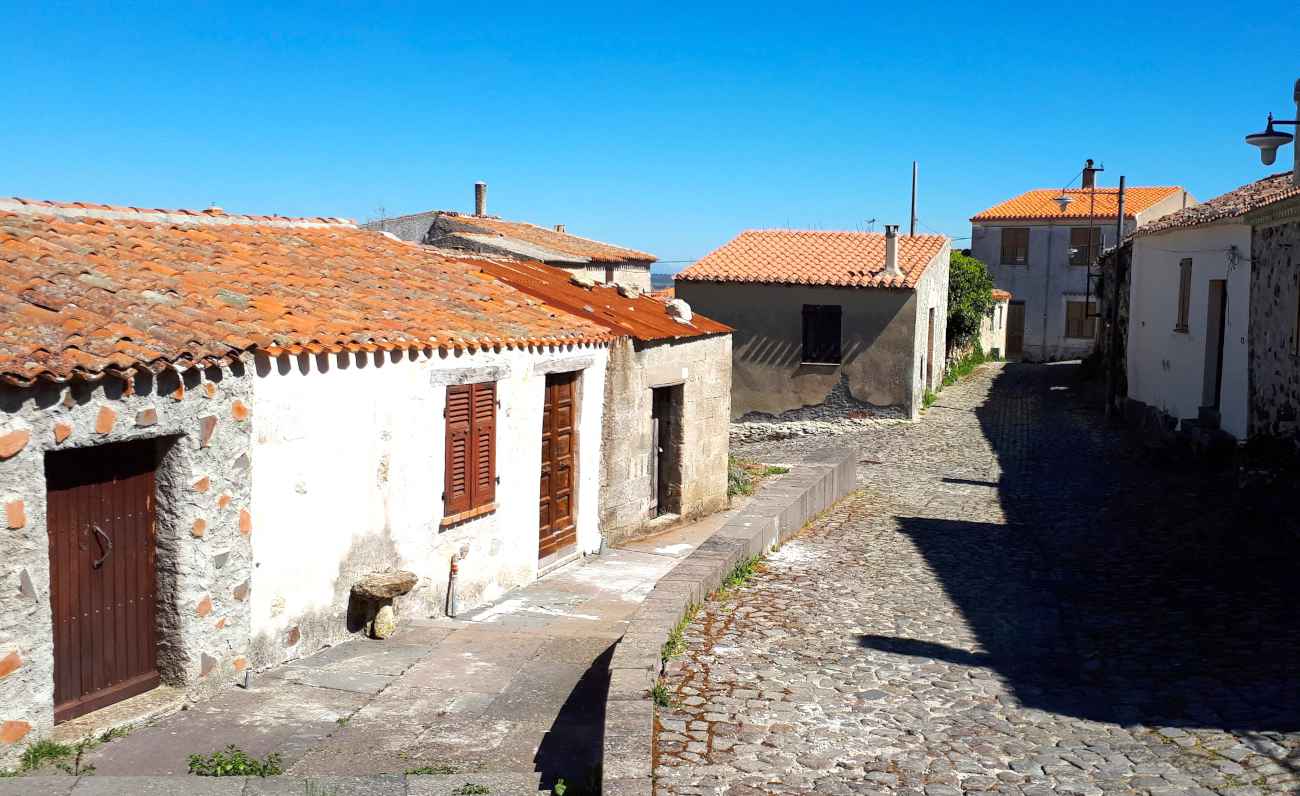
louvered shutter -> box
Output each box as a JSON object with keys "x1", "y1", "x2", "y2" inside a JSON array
[
  {"x1": 471, "y1": 382, "x2": 496, "y2": 507},
  {"x1": 444, "y1": 385, "x2": 472, "y2": 515}
]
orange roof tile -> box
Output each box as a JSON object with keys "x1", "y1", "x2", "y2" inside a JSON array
[
  {"x1": 970, "y1": 186, "x2": 1186, "y2": 222},
  {"x1": 373, "y1": 211, "x2": 655, "y2": 264},
  {"x1": 676, "y1": 230, "x2": 948, "y2": 289},
  {"x1": 470, "y1": 258, "x2": 729, "y2": 342},
  {"x1": 992, "y1": 289, "x2": 1012, "y2": 301},
  {"x1": 0, "y1": 198, "x2": 610, "y2": 386},
  {"x1": 1135, "y1": 171, "x2": 1300, "y2": 237}
]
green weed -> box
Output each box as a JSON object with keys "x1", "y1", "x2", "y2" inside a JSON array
[
  {"x1": 19, "y1": 739, "x2": 74, "y2": 772},
  {"x1": 452, "y1": 784, "x2": 490, "y2": 795},
  {"x1": 660, "y1": 603, "x2": 699, "y2": 662},
  {"x1": 187, "y1": 745, "x2": 283, "y2": 777},
  {"x1": 651, "y1": 681, "x2": 672, "y2": 708},
  {"x1": 406, "y1": 763, "x2": 459, "y2": 775}
]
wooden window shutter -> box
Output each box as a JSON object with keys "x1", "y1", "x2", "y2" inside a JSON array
[
  {"x1": 444, "y1": 385, "x2": 473, "y2": 515},
  {"x1": 1176, "y1": 259, "x2": 1192, "y2": 331},
  {"x1": 470, "y1": 382, "x2": 496, "y2": 507}
]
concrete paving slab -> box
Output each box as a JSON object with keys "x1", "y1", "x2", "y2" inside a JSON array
[
  {"x1": 244, "y1": 775, "x2": 406, "y2": 795},
  {"x1": 481, "y1": 662, "x2": 592, "y2": 722},
  {"x1": 267, "y1": 638, "x2": 430, "y2": 676},
  {"x1": 268, "y1": 667, "x2": 398, "y2": 695},
  {"x1": 71, "y1": 777, "x2": 246, "y2": 795},
  {"x1": 406, "y1": 773, "x2": 545, "y2": 795},
  {"x1": 0, "y1": 778, "x2": 77, "y2": 796}
]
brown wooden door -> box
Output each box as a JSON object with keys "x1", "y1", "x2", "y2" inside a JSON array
[
  {"x1": 47, "y1": 440, "x2": 161, "y2": 723},
  {"x1": 926, "y1": 307, "x2": 936, "y2": 388},
  {"x1": 538, "y1": 372, "x2": 578, "y2": 562},
  {"x1": 1007, "y1": 301, "x2": 1026, "y2": 359}
]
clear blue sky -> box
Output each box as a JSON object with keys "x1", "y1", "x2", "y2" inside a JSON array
[{"x1": 6, "y1": 2, "x2": 1298, "y2": 272}]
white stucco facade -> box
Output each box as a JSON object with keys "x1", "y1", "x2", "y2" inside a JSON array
[
  {"x1": 247, "y1": 343, "x2": 607, "y2": 666},
  {"x1": 979, "y1": 296, "x2": 1011, "y2": 358},
  {"x1": 1127, "y1": 225, "x2": 1251, "y2": 439},
  {"x1": 911, "y1": 246, "x2": 952, "y2": 407}
]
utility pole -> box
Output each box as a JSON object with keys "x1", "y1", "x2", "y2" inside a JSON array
[{"x1": 909, "y1": 161, "x2": 918, "y2": 236}]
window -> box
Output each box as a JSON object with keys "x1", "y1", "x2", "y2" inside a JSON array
[
  {"x1": 1068, "y1": 227, "x2": 1102, "y2": 266},
  {"x1": 443, "y1": 381, "x2": 496, "y2": 522},
  {"x1": 1000, "y1": 227, "x2": 1030, "y2": 265},
  {"x1": 801, "y1": 304, "x2": 842, "y2": 364},
  {"x1": 1175, "y1": 258, "x2": 1192, "y2": 333},
  {"x1": 1065, "y1": 301, "x2": 1098, "y2": 339}
]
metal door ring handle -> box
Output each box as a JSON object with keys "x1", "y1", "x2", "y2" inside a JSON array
[{"x1": 91, "y1": 524, "x2": 112, "y2": 569}]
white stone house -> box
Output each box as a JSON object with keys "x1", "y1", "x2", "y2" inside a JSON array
[
  {"x1": 364, "y1": 182, "x2": 656, "y2": 292},
  {"x1": 970, "y1": 164, "x2": 1192, "y2": 362},
  {"x1": 475, "y1": 257, "x2": 733, "y2": 543},
  {"x1": 1126, "y1": 172, "x2": 1300, "y2": 441},
  {"x1": 978, "y1": 289, "x2": 1012, "y2": 359},
  {"x1": 676, "y1": 225, "x2": 950, "y2": 420},
  {"x1": 0, "y1": 198, "x2": 614, "y2": 760}
]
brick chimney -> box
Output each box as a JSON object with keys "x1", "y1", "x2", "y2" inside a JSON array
[
  {"x1": 474, "y1": 182, "x2": 487, "y2": 217},
  {"x1": 883, "y1": 225, "x2": 901, "y2": 276},
  {"x1": 1081, "y1": 159, "x2": 1097, "y2": 190}
]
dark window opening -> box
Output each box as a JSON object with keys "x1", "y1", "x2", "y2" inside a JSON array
[
  {"x1": 1069, "y1": 227, "x2": 1102, "y2": 266},
  {"x1": 1001, "y1": 227, "x2": 1030, "y2": 265},
  {"x1": 802, "y1": 304, "x2": 842, "y2": 364}
]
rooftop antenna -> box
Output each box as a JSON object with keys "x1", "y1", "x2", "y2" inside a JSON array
[
  {"x1": 865, "y1": 218, "x2": 877, "y2": 232},
  {"x1": 910, "y1": 161, "x2": 918, "y2": 236}
]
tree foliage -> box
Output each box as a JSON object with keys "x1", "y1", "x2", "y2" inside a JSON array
[{"x1": 946, "y1": 251, "x2": 995, "y2": 351}]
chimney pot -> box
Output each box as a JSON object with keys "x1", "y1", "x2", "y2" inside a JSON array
[
  {"x1": 554, "y1": 224, "x2": 566, "y2": 233},
  {"x1": 884, "y1": 224, "x2": 901, "y2": 276},
  {"x1": 474, "y1": 182, "x2": 487, "y2": 217},
  {"x1": 1081, "y1": 158, "x2": 1096, "y2": 190}
]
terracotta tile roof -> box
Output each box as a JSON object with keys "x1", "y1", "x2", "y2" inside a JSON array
[
  {"x1": 652, "y1": 287, "x2": 675, "y2": 300},
  {"x1": 992, "y1": 289, "x2": 1012, "y2": 301},
  {"x1": 676, "y1": 230, "x2": 948, "y2": 289},
  {"x1": 1134, "y1": 172, "x2": 1300, "y2": 237},
  {"x1": 470, "y1": 257, "x2": 728, "y2": 342},
  {"x1": 371, "y1": 211, "x2": 656, "y2": 264},
  {"x1": 970, "y1": 186, "x2": 1186, "y2": 222},
  {"x1": 0, "y1": 198, "x2": 610, "y2": 386}
]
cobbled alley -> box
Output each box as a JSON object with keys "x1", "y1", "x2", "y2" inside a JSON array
[{"x1": 655, "y1": 362, "x2": 1300, "y2": 795}]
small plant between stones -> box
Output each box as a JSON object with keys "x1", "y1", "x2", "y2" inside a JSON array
[
  {"x1": 55, "y1": 738, "x2": 97, "y2": 777},
  {"x1": 187, "y1": 745, "x2": 284, "y2": 777},
  {"x1": 452, "y1": 784, "x2": 490, "y2": 795},
  {"x1": 715, "y1": 555, "x2": 762, "y2": 600},
  {"x1": 405, "y1": 763, "x2": 459, "y2": 775},
  {"x1": 17, "y1": 738, "x2": 74, "y2": 773},
  {"x1": 660, "y1": 603, "x2": 699, "y2": 662},
  {"x1": 652, "y1": 680, "x2": 673, "y2": 708}
]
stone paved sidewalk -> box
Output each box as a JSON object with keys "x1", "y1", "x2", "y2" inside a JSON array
[
  {"x1": 0, "y1": 503, "x2": 743, "y2": 793},
  {"x1": 659, "y1": 362, "x2": 1300, "y2": 795}
]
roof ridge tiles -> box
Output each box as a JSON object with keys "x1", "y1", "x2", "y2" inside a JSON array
[{"x1": 0, "y1": 197, "x2": 355, "y2": 229}]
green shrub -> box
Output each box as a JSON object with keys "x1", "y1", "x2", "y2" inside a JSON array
[
  {"x1": 187, "y1": 745, "x2": 283, "y2": 777},
  {"x1": 946, "y1": 252, "x2": 996, "y2": 352}
]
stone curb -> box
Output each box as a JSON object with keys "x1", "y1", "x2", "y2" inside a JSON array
[
  {"x1": 600, "y1": 447, "x2": 857, "y2": 794},
  {"x1": 0, "y1": 773, "x2": 548, "y2": 795}
]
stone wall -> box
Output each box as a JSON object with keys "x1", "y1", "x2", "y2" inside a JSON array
[
  {"x1": 0, "y1": 365, "x2": 254, "y2": 765},
  {"x1": 599, "y1": 335, "x2": 731, "y2": 544},
  {"x1": 1248, "y1": 207, "x2": 1300, "y2": 440}
]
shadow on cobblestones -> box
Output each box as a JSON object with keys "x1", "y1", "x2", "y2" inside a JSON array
[{"x1": 870, "y1": 363, "x2": 1300, "y2": 740}]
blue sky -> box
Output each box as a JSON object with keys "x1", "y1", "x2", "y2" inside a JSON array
[{"x1": 5, "y1": 2, "x2": 1298, "y2": 271}]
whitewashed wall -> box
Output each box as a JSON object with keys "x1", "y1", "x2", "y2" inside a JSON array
[
  {"x1": 979, "y1": 298, "x2": 1011, "y2": 357},
  {"x1": 911, "y1": 246, "x2": 952, "y2": 412},
  {"x1": 1127, "y1": 224, "x2": 1251, "y2": 439},
  {"x1": 247, "y1": 344, "x2": 607, "y2": 667}
]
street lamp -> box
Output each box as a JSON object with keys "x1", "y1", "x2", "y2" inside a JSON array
[
  {"x1": 1244, "y1": 79, "x2": 1300, "y2": 186},
  {"x1": 1245, "y1": 113, "x2": 1295, "y2": 166}
]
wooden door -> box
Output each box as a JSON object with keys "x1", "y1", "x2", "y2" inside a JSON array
[
  {"x1": 47, "y1": 439, "x2": 161, "y2": 723},
  {"x1": 1007, "y1": 302, "x2": 1026, "y2": 359},
  {"x1": 926, "y1": 307, "x2": 936, "y2": 388},
  {"x1": 539, "y1": 372, "x2": 578, "y2": 562},
  {"x1": 1203, "y1": 280, "x2": 1228, "y2": 410}
]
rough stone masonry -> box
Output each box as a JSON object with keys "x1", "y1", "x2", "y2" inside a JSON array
[{"x1": 0, "y1": 365, "x2": 254, "y2": 765}]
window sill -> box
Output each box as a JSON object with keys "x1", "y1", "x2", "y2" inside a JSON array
[{"x1": 440, "y1": 502, "x2": 496, "y2": 529}]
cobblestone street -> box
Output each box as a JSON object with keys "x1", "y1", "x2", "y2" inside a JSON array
[{"x1": 656, "y1": 362, "x2": 1300, "y2": 795}]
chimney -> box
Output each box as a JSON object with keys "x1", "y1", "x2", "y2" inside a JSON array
[
  {"x1": 883, "y1": 225, "x2": 901, "y2": 276},
  {"x1": 474, "y1": 182, "x2": 487, "y2": 217},
  {"x1": 554, "y1": 224, "x2": 566, "y2": 233},
  {"x1": 1081, "y1": 159, "x2": 1096, "y2": 190}
]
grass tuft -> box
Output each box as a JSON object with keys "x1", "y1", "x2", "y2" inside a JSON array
[
  {"x1": 187, "y1": 745, "x2": 283, "y2": 777},
  {"x1": 406, "y1": 763, "x2": 459, "y2": 775},
  {"x1": 661, "y1": 603, "x2": 699, "y2": 662}
]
